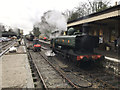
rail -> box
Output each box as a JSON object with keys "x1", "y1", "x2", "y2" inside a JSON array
[
  {"x1": 27, "y1": 50, "x2": 48, "y2": 89},
  {"x1": 39, "y1": 51, "x2": 80, "y2": 88},
  {"x1": 0, "y1": 41, "x2": 17, "y2": 57}
]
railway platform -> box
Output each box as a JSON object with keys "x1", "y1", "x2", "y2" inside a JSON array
[
  {"x1": 95, "y1": 49, "x2": 119, "y2": 62},
  {"x1": 95, "y1": 49, "x2": 120, "y2": 76},
  {"x1": 1, "y1": 42, "x2": 34, "y2": 88}
]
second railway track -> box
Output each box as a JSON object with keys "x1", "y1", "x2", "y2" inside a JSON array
[
  {"x1": 0, "y1": 41, "x2": 13, "y2": 51},
  {"x1": 0, "y1": 40, "x2": 16, "y2": 57}
]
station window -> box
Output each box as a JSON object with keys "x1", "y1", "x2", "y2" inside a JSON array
[
  {"x1": 94, "y1": 30, "x2": 97, "y2": 36},
  {"x1": 99, "y1": 29, "x2": 103, "y2": 43},
  {"x1": 110, "y1": 30, "x2": 116, "y2": 42},
  {"x1": 99, "y1": 29, "x2": 103, "y2": 36}
]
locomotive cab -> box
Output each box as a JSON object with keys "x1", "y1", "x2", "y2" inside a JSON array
[{"x1": 67, "y1": 28, "x2": 82, "y2": 36}]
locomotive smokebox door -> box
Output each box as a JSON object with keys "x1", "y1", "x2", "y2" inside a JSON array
[{"x1": 33, "y1": 39, "x2": 41, "y2": 52}]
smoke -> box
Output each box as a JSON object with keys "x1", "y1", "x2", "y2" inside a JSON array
[
  {"x1": 0, "y1": 23, "x2": 19, "y2": 34},
  {"x1": 12, "y1": 28, "x2": 20, "y2": 34},
  {"x1": 34, "y1": 10, "x2": 67, "y2": 39}
]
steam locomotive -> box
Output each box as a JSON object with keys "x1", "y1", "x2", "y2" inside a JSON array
[{"x1": 50, "y1": 26, "x2": 104, "y2": 62}]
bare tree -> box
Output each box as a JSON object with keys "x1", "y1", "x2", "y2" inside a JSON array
[
  {"x1": 65, "y1": 0, "x2": 111, "y2": 22},
  {"x1": 87, "y1": 0, "x2": 111, "y2": 12}
]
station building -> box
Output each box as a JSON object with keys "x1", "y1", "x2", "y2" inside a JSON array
[{"x1": 67, "y1": 5, "x2": 120, "y2": 51}]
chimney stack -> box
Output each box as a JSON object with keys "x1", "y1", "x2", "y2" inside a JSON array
[{"x1": 115, "y1": 1, "x2": 118, "y2": 5}]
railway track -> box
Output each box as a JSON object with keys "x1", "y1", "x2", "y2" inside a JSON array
[
  {"x1": 86, "y1": 67, "x2": 120, "y2": 88},
  {"x1": 0, "y1": 40, "x2": 16, "y2": 57},
  {"x1": 0, "y1": 41, "x2": 12, "y2": 51}
]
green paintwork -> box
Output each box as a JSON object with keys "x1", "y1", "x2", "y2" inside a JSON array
[{"x1": 55, "y1": 35, "x2": 76, "y2": 48}]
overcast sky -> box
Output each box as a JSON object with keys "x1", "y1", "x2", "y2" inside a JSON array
[{"x1": 0, "y1": 0, "x2": 119, "y2": 34}]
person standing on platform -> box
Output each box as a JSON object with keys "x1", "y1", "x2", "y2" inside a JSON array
[
  {"x1": 18, "y1": 38, "x2": 21, "y2": 45},
  {"x1": 114, "y1": 38, "x2": 117, "y2": 52}
]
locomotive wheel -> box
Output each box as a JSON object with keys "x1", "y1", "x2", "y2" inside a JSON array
[{"x1": 96, "y1": 58, "x2": 104, "y2": 68}]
